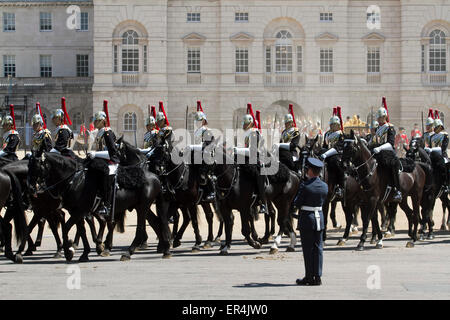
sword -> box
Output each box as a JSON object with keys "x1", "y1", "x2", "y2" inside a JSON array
[{"x1": 110, "y1": 174, "x2": 117, "y2": 224}]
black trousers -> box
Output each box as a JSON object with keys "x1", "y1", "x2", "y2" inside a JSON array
[{"x1": 299, "y1": 227, "x2": 323, "y2": 278}]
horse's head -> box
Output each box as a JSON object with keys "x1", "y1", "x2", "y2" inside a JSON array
[
  {"x1": 116, "y1": 136, "x2": 145, "y2": 165},
  {"x1": 341, "y1": 130, "x2": 359, "y2": 169},
  {"x1": 27, "y1": 154, "x2": 46, "y2": 193}
]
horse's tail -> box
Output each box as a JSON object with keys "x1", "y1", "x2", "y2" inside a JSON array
[
  {"x1": 4, "y1": 169, "x2": 27, "y2": 244},
  {"x1": 115, "y1": 210, "x2": 126, "y2": 233}
]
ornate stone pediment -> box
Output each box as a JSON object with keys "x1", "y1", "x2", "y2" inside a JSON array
[
  {"x1": 315, "y1": 32, "x2": 339, "y2": 43},
  {"x1": 182, "y1": 32, "x2": 206, "y2": 44},
  {"x1": 362, "y1": 32, "x2": 386, "y2": 43},
  {"x1": 230, "y1": 32, "x2": 254, "y2": 43}
]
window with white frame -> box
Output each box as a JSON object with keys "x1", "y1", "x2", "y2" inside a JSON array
[
  {"x1": 80, "y1": 12, "x2": 88, "y2": 31},
  {"x1": 275, "y1": 30, "x2": 293, "y2": 72},
  {"x1": 123, "y1": 112, "x2": 137, "y2": 131},
  {"x1": 76, "y1": 54, "x2": 89, "y2": 77},
  {"x1": 3, "y1": 13, "x2": 15, "y2": 31},
  {"x1": 421, "y1": 45, "x2": 425, "y2": 73},
  {"x1": 187, "y1": 48, "x2": 200, "y2": 73},
  {"x1": 40, "y1": 12, "x2": 52, "y2": 31},
  {"x1": 187, "y1": 12, "x2": 200, "y2": 22},
  {"x1": 265, "y1": 47, "x2": 271, "y2": 73},
  {"x1": 40, "y1": 55, "x2": 52, "y2": 77},
  {"x1": 297, "y1": 46, "x2": 303, "y2": 72},
  {"x1": 235, "y1": 12, "x2": 249, "y2": 22},
  {"x1": 235, "y1": 48, "x2": 248, "y2": 73},
  {"x1": 367, "y1": 10, "x2": 380, "y2": 25},
  {"x1": 3, "y1": 55, "x2": 15, "y2": 77},
  {"x1": 367, "y1": 47, "x2": 380, "y2": 73},
  {"x1": 113, "y1": 45, "x2": 118, "y2": 73},
  {"x1": 320, "y1": 12, "x2": 333, "y2": 22},
  {"x1": 429, "y1": 29, "x2": 446, "y2": 72},
  {"x1": 143, "y1": 45, "x2": 148, "y2": 73},
  {"x1": 320, "y1": 48, "x2": 333, "y2": 73},
  {"x1": 122, "y1": 30, "x2": 139, "y2": 72}
]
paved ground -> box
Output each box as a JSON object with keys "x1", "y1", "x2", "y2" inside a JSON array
[{"x1": 1, "y1": 200, "x2": 449, "y2": 300}]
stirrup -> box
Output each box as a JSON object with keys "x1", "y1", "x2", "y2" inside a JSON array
[
  {"x1": 204, "y1": 192, "x2": 216, "y2": 202},
  {"x1": 259, "y1": 203, "x2": 267, "y2": 215}
]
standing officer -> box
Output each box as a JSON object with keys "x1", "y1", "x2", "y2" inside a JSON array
[{"x1": 294, "y1": 157, "x2": 328, "y2": 286}]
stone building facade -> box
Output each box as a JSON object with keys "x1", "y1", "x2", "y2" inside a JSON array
[{"x1": 1, "y1": 0, "x2": 450, "y2": 146}]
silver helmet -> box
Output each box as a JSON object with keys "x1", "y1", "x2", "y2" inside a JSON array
[
  {"x1": 242, "y1": 114, "x2": 254, "y2": 125},
  {"x1": 51, "y1": 109, "x2": 64, "y2": 119},
  {"x1": 32, "y1": 114, "x2": 44, "y2": 126},
  {"x1": 94, "y1": 111, "x2": 107, "y2": 122},
  {"x1": 434, "y1": 119, "x2": 444, "y2": 129},
  {"x1": 425, "y1": 117, "x2": 435, "y2": 126},
  {"x1": 284, "y1": 114, "x2": 294, "y2": 125},
  {"x1": 329, "y1": 116, "x2": 340, "y2": 126},
  {"x1": 195, "y1": 111, "x2": 207, "y2": 122},
  {"x1": 376, "y1": 107, "x2": 388, "y2": 119},
  {"x1": 2, "y1": 115, "x2": 13, "y2": 126},
  {"x1": 145, "y1": 116, "x2": 156, "y2": 126}
]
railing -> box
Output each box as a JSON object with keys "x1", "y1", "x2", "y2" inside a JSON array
[
  {"x1": 367, "y1": 73, "x2": 381, "y2": 84},
  {"x1": 121, "y1": 73, "x2": 139, "y2": 85},
  {"x1": 422, "y1": 73, "x2": 448, "y2": 86},
  {"x1": 0, "y1": 77, "x2": 93, "y2": 87},
  {"x1": 187, "y1": 73, "x2": 201, "y2": 84},
  {"x1": 264, "y1": 72, "x2": 303, "y2": 86},
  {"x1": 320, "y1": 73, "x2": 334, "y2": 84},
  {"x1": 235, "y1": 73, "x2": 249, "y2": 84}
]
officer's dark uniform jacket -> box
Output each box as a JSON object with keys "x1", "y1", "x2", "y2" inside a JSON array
[
  {"x1": 431, "y1": 130, "x2": 449, "y2": 158},
  {"x1": 143, "y1": 128, "x2": 159, "y2": 149},
  {"x1": 322, "y1": 129, "x2": 343, "y2": 150},
  {"x1": 280, "y1": 126, "x2": 300, "y2": 171},
  {"x1": 54, "y1": 124, "x2": 75, "y2": 157},
  {"x1": 424, "y1": 131, "x2": 434, "y2": 148},
  {"x1": 95, "y1": 127, "x2": 119, "y2": 163},
  {"x1": 294, "y1": 177, "x2": 328, "y2": 231},
  {"x1": 157, "y1": 125, "x2": 173, "y2": 151},
  {"x1": 1, "y1": 129, "x2": 20, "y2": 161},
  {"x1": 32, "y1": 128, "x2": 52, "y2": 158}
]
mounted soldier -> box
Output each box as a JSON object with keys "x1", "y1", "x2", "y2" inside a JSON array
[
  {"x1": 423, "y1": 108, "x2": 435, "y2": 148},
  {"x1": 238, "y1": 103, "x2": 267, "y2": 214},
  {"x1": 31, "y1": 102, "x2": 52, "y2": 158},
  {"x1": 139, "y1": 105, "x2": 159, "y2": 156},
  {"x1": 278, "y1": 104, "x2": 300, "y2": 171},
  {"x1": 50, "y1": 97, "x2": 75, "y2": 159},
  {"x1": 192, "y1": 100, "x2": 215, "y2": 202},
  {"x1": 364, "y1": 121, "x2": 378, "y2": 144},
  {"x1": 320, "y1": 106, "x2": 345, "y2": 200},
  {"x1": 87, "y1": 100, "x2": 120, "y2": 217},
  {"x1": 0, "y1": 104, "x2": 20, "y2": 162},
  {"x1": 368, "y1": 97, "x2": 402, "y2": 202}
]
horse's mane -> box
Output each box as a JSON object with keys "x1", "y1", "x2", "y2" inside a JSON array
[{"x1": 44, "y1": 152, "x2": 78, "y2": 171}]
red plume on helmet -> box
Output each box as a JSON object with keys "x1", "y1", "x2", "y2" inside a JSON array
[
  {"x1": 9, "y1": 104, "x2": 16, "y2": 131},
  {"x1": 289, "y1": 104, "x2": 297, "y2": 128},
  {"x1": 434, "y1": 109, "x2": 440, "y2": 119},
  {"x1": 197, "y1": 100, "x2": 204, "y2": 113},
  {"x1": 61, "y1": 97, "x2": 72, "y2": 126},
  {"x1": 428, "y1": 108, "x2": 435, "y2": 120},
  {"x1": 382, "y1": 97, "x2": 389, "y2": 122},
  {"x1": 150, "y1": 105, "x2": 159, "y2": 129},
  {"x1": 159, "y1": 101, "x2": 169, "y2": 126},
  {"x1": 246, "y1": 103, "x2": 256, "y2": 125},
  {"x1": 103, "y1": 100, "x2": 111, "y2": 127},
  {"x1": 336, "y1": 106, "x2": 344, "y2": 131},
  {"x1": 332, "y1": 107, "x2": 337, "y2": 116},
  {"x1": 36, "y1": 102, "x2": 47, "y2": 129},
  {"x1": 255, "y1": 110, "x2": 262, "y2": 131}
]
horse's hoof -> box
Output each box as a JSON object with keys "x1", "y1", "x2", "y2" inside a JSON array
[
  {"x1": 191, "y1": 246, "x2": 201, "y2": 253},
  {"x1": 427, "y1": 235, "x2": 434, "y2": 240},
  {"x1": 333, "y1": 223, "x2": 342, "y2": 229},
  {"x1": 120, "y1": 254, "x2": 131, "y2": 261},
  {"x1": 100, "y1": 249, "x2": 110, "y2": 257},
  {"x1": 53, "y1": 251, "x2": 63, "y2": 259},
  {"x1": 286, "y1": 246, "x2": 295, "y2": 253},
  {"x1": 356, "y1": 245, "x2": 364, "y2": 251},
  {"x1": 253, "y1": 242, "x2": 262, "y2": 250},
  {"x1": 440, "y1": 225, "x2": 447, "y2": 231},
  {"x1": 0, "y1": 247, "x2": 3, "y2": 253},
  {"x1": 24, "y1": 250, "x2": 33, "y2": 256},
  {"x1": 202, "y1": 242, "x2": 212, "y2": 249},
  {"x1": 72, "y1": 243, "x2": 79, "y2": 250},
  {"x1": 65, "y1": 247, "x2": 75, "y2": 262},
  {"x1": 337, "y1": 239, "x2": 346, "y2": 246},
  {"x1": 219, "y1": 249, "x2": 229, "y2": 256},
  {"x1": 139, "y1": 242, "x2": 148, "y2": 250},
  {"x1": 162, "y1": 252, "x2": 172, "y2": 259},
  {"x1": 259, "y1": 238, "x2": 269, "y2": 245},
  {"x1": 15, "y1": 254, "x2": 23, "y2": 264},
  {"x1": 406, "y1": 241, "x2": 414, "y2": 248},
  {"x1": 269, "y1": 248, "x2": 278, "y2": 255},
  {"x1": 35, "y1": 241, "x2": 42, "y2": 248},
  {"x1": 96, "y1": 244, "x2": 105, "y2": 256},
  {"x1": 79, "y1": 255, "x2": 89, "y2": 263},
  {"x1": 419, "y1": 234, "x2": 425, "y2": 241},
  {"x1": 172, "y1": 239, "x2": 181, "y2": 248},
  {"x1": 375, "y1": 243, "x2": 383, "y2": 249},
  {"x1": 370, "y1": 239, "x2": 376, "y2": 245},
  {"x1": 384, "y1": 231, "x2": 391, "y2": 239},
  {"x1": 214, "y1": 237, "x2": 221, "y2": 243}
]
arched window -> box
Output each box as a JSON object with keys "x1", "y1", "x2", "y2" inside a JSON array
[
  {"x1": 275, "y1": 30, "x2": 293, "y2": 72},
  {"x1": 429, "y1": 29, "x2": 446, "y2": 72},
  {"x1": 123, "y1": 112, "x2": 137, "y2": 131},
  {"x1": 122, "y1": 30, "x2": 139, "y2": 72}
]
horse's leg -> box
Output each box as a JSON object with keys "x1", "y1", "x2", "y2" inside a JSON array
[
  {"x1": 62, "y1": 215, "x2": 78, "y2": 262},
  {"x1": 101, "y1": 220, "x2": 115, "y2": 257},
  {"x1": 219, "y1": 207, "x2": 234, "y2": 255},
  {"x1": 92, "y1": 211, "x2": 107, "y2": 252},
  {"x1": 337, "y1": 204, "x2": 354, "y2": 246},
  {"x1": 370, "y1": 208, "x2": 383, "y2": 249},
  {"x1": 76, "y1": 219, "x2": 91, "y2": 262},
  {"x1": 34, "y1": 217, "x2": 46, "y2": 248},
  {"x1": 201, "y1": 203, "x2": 214, "y2": 248},
  {"x1": 322, "y1": 196, "x2": 331, "y2": 242},
  {"x1": 171, "y1": 207, "x2": 179, "y2": 241},
  {"x1": 241, "y1": 208, "x2": 260, "y2": 249},
  {"x1": 121, "y1": 208, "x2": 146, "y2": 261},
  {"x1": 84, "y1": 214, "x2": 103, "y2": 255},
  {"x1": 249, "y1": 208, "x2": 260, "y2": 244},
  {"x1": 48, "y1": 218, "x2": 63, "y2": 258},
  {"x1": 189, "y1": 205, "x2": 202, "y2": 252},
  {"x1": 261, "y1": 209, "x2": 271, "y2": 244},
  {"x1": 330, "y1": 200, "x2": 340, "y2": 228},
  {"x1": 379, "y1": 203, "x2": 388, "y2": 231},
  {"x1": 357, "y1": 199, "x2": 376, "y2": 251},
  {"x1": 23, "y1": 214, "x2": 40, "y2": 256},
  {"x1": 4, "y1": 208, "x2": 27, "y2": 261},
  {"x1": 156, "y1": 197, "x2": 172, "y2": 258},
  {"x1": 0, "y1": 215, "x2": 21, "y2": 263},
  {"x1": 172, "y1": 206, "x2": 190, "y2": 249}
]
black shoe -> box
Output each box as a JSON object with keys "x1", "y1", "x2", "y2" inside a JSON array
[
  {"x1": 296, "y1": 277, "x2": 314, "y2": 286},
  {"x1": 204, "y1": 192, "x2": 216, "y2": 203},
  {"x1": 392, "y1": 190, "x2": 402, "y2": 203},
  {"x1": 259, "y1": 204, "x2": 267, "y2": 215}
]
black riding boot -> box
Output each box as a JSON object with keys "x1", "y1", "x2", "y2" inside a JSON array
[
  {"x1": 256, "y1": 174, "x2": 268, "y2": 214},
  {"x1": 99, "y1": 174, "x2": 115, "y2": 217},
  {"x1": 391, "y1": 161, "x2": 402, "y2": 203},
  {"x1": 204, "y1": 178, "x2": 216, "y2": 202},
  {"x1": 335, "y1": 167, "x2": 345, "y2": 200}
]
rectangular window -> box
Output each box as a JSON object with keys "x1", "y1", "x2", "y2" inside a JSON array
[
  {"x1": 40, "y1": 12, "x2": 52, "y2": 31},
  {"x1": 113, "y1": 45, "x2": 118, "y2": 73},
  {"x1": 275, "y1": 45, "x2": 292, "y2": 72},
  {"x1": 235, "y1": 48, "x2": 248, "y2": 73},
  {"x1": 143, "y1": 45, "x2": 148, "y2": 73},
  {"x1": 187, "y1": 12, "x2": 200, "y2": 22},
  {"x1": 320, "y1": 48, "x2": 333, "y2": 73},
  {"x1": 187, "y1": 48, "x2": 200, "y2": 73},
  {"x1": 40, "y1": 55, "x2": 52, "y2": 77},
  {"x1": 235, "y1": 12, "x2": 249, "y2": 22},
  {"x1": 320, "y1": 12, "x2": 333, "y2": 22},
  {"x1": 265, "y1": 47, "x2": 271, "y2": 73},
  {"x1": 367, "y1": 47, "x2": 380, "y2": 73},
  {"x1": 122, "y1": 48, "x2": 139, "y2": 72},
  {"x1": 297, "y1": 46, "x2": 302, "y2": 72},
  {"x1": 429, "y1": 45, "x2": 446, "y2": 72},
  {"x1": 80, "y1": 12, "x2": 88, "y2": 31},
  {"x1": 421, "y1": 45, "x2": 425, "y2": 72},
  {"x1": 76, "y1": 54, "x2": 89, "y2": 77},
  {"x1": 3, "y1": 13, "x2": 15, "y2": 32},
  {"x1": 3, "y1": 55, "x2": 16, "y2": 77}
]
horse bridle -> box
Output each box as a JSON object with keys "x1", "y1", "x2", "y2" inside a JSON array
[
  {"x1": 214, "y1": 164, "x2": 238, "y2": 200},
  {"x1": 343, "y1": 139, "x2": 378, "y2": 192}
]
